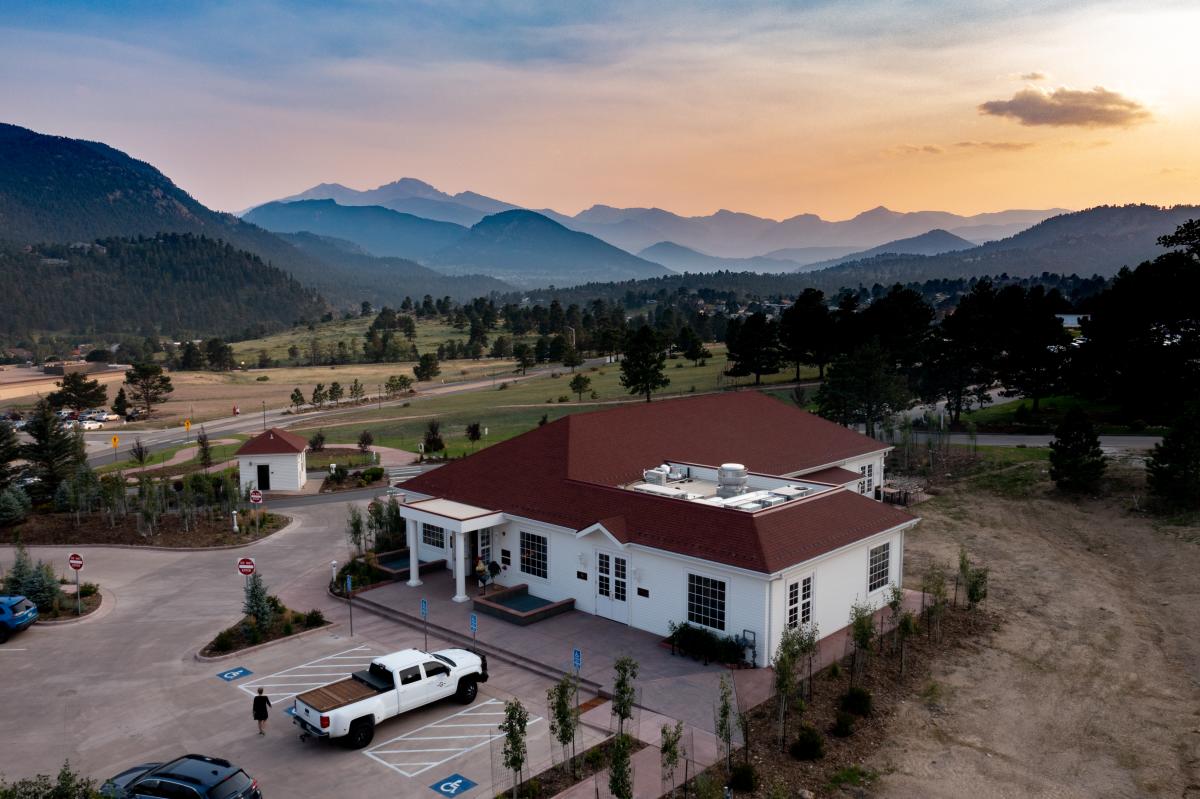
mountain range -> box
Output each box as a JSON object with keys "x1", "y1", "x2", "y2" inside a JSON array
[
  {"x1": 262, "y1": 179, "x2": 1068, "y2": 258},
  {"x1": 800, "y1": 229, "x2": 976, "y2": 270}
]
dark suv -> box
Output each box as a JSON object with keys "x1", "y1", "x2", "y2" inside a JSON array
[{"x1": 101, "y1": 755, "x2": 262, "y2": 799}]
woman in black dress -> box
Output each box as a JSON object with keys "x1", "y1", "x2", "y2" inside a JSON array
[{"x1": 253, "y1": 687, "x2": 271, "y2": 735}]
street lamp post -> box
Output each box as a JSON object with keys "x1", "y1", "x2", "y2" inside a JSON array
[{"x1": 261, "y1": 401, "x2": 266, "y2": 431}]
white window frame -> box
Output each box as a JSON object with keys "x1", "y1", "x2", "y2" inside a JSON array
[
  {"x1": 686, "y1": 572, "x2": 726, "y2": 632},
  {"x1": 519, "y1": 530, "x2": 548, "y2": 580},
  {"x1": 868, "y1": 541, "x2": 890, "y2": 592},
  {"x1": 858, "y1": 463, "x2": 874, "y2": 495},
  {"x1": 787, "y1": 574, "x2": 813, "y2": 629},
  {"x1": 478, "y1": 528, "x2": 492, "y2": 566},
  {"x1": 422, "y1": 522, "x2": 445, "y2": 549}
]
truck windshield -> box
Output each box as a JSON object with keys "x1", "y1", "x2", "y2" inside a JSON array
[{"x1": 432, "y1": 653, "x2": 456, "y2": 668}]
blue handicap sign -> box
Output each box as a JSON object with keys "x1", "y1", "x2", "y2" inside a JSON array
[
  {"x1": 572, "y1": 648, "x2": 582, "y2": 671},
  {"x1": 430, "y1": 774, "x2": 476, "y2": 796},
  {"x1": 420, "y1": 598, "x2": 428, "y2": 619},
  {"x1": 217, "y1": 667, "x2": 252, "y2": 682},
  {"x1": 469, "y1": 613, "x2": 477, "y2": 633},
  {"x1": 284, "y1": 705, "x2": 297, "y2": 718}
]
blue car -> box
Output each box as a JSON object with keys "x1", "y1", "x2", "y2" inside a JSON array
[{"x1": 0, "y1": 595, "x2": 37, "y2": 643}]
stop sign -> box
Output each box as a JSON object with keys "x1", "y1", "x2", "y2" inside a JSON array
[
  {"x1": 237, "y1": 557, "x2": 256, "y2": 576},
  {"x1": 68, "y1": 553, "x2": 84, "y2": 571},
  {"x1": 249, "y1": 489, "x2": 263, "y2": 504}
]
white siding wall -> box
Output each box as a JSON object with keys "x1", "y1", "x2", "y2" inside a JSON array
[
  {"x1": 840, "y1": 453, "x2": 887, "y2": 497},
  {"x1": 237, "y1": 452, "x2": 306, "y2": 492},
  {"x1": 765, "y1": 525, "x2": 906, "y2": 663}
]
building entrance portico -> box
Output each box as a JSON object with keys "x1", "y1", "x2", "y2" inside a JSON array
[{"x1": 399, "y1": 497, "x2": 502, "y2": 603}]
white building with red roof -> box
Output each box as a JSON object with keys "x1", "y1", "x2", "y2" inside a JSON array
[
  {"x1": 399, "y1": 392, "x2": 918, "y2": 666},
  {"x1": 235, "y1": 427, "x2": 309, "y2": 493}
]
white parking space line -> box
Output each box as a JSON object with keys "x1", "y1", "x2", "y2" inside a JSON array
[
  {"x1": 364, "y1": 698, "x2": 544, "y2": 778},
  {"x1": 237, "y1": 646, "x2": 376, "y2": 702}
]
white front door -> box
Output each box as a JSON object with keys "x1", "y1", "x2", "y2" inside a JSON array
[{"x1": 595, "y1": 550, "x2": 629, "y2": 624}]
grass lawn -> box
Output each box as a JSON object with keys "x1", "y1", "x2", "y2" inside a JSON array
[
  {"x1": 306, "y1": 447, "x2": 376, "y2": 470},
  {"x1": 230, "y1": 314, "x2": 475, "y2": 363},
  {"x1": 289, "y1": 347, "x2": 816, "y2": 457},
  {"x1": 961, "y1": 394, "x2": 1167, "y2": 435},
  {"x1": 98, "y1": 437, "x2": 247, "y2": 476}
]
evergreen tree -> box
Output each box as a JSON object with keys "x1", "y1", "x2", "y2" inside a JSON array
[
  {"x1": 111, "y1": 387, "x2": 129, "y2": 418},
  {"x1": 569, "y1": 373, "x2": 591, "y2": 401},
  {"x1": 124, "y1": 363, "x2": 174, "y2": 415},
  {"x1": 725, "y1": 312, "x2": 782, "y2": 385},
  {"x1": 413, "y1": 353, "x2": 440, "y2": 382},
  {"x1": 1147, "y1": 404, "x2": 1200, "y2": 510},
  {"x1": 779, "y1": 289, "x2": 835, "y2": 379},
  {"x1": 328, "y1": 381, "x2": 344, "y2": 406},
  {"x1": 0, "y1": 486, "x2": 32, "y2": 526},
  {"x1": 1049, "y1": 408, "x2": 1106, "y2": 492},
  {"x1": 348, "y1": 378, "x2": 365, "y2": 403},
  {"x1": 21, "y1": 401, "x2": 86, "y2": 500},
  {"x1": 310, "y1": 383, "x2": 327, "y2": 407},
  {"x1": 308, "y1": 430, "x2": 326, "y2": 452},
  {"x1": 196, "y1": 427, "x2": 214, "y2": 470},
  {"x1": 129, "y1": 438, "x2": 150, "y2": 467},
  {"x1": 465, "y1": 422, "x2": 482, "y2": 448},
  {"x1": 816, "y1": 340, "x2": 912, "y2": 437},
  {"x1": 290, "y1": 387, "x2": 305, "y2": 410},
  {"x1": 242, "y1": 573, "x2": 274, "y2": 630},
  {"x1": 423, "y1": 420, "x2": 445, "y2": 455},
  {"x1": 357, "y1": 430, "x2": 374, "y2": 454},
  {"x1": 48, "y1": 372, "x2": 108, "y2": 412},
  {"x1": 620, "y1": 326, "x2": 670, "y2": 402},
  {"x1": 512, "y1": 344, "x2": 534, "y2": 374},
  {"x1": 0, "y1": 420, "x2": 19, "y2": 492},
  {"x1": 178, "y1": 341, "x2": 206, "y2": 370},
  {"x1": 561, "y1": 346, "x2": 583, "y2": 372},
  {"x1": 1, "y1": 543, "x2": 33, "y2": 593}
]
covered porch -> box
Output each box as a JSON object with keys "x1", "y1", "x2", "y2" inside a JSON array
[{"x1": 397, "y1": 497, "x2": 502, "y2": 603}]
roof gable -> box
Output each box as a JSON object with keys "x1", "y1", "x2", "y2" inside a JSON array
[{"x1": 236, "y1": 427, "x2": 308, "y2": 456}]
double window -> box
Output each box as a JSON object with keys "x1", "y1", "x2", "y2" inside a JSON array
[
  {"x1": 858, "y1": 463, "x2": 874, "y2": 495},
  {"x1": 787, "y1": 575, "x2": 813, "y2": 628},
  {"x1": 422, "y1": 522, "x2": 445, "y2": 549},
  {"x1": 520, "y1": 531, "x2": 548, "y2": 579},
  {"x1": 687, "y1": 573, "x2": 726, "y2": 631},
  {"x1": 478, "y1": 528, "x2": 492, "y2": 566},
  {"x1": 868, "y1": 542, "x2": 890, "y2": 592}
]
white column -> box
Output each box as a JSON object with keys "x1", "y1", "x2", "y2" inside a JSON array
[
  {"x1": 452, "y1": 529, "x2": 469, "y2": 603},
  {"x1": 406, "y1": 518, "x2": 422, "y2": 587}
]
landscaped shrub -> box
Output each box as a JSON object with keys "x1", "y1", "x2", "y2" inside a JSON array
[
  {"x1": 361, "y1": 466, "x2": 384, "y2": 483},
  {"x1": 840, "y1": 686, "x2": 873, "y2": 717},
  {"x1": 667, "y1": 621, "x2": 746, "y2": 664},
  {"x1": 831, "y1": 710, "x2": 856, "y2": 738},
  {"x1": 729, "y1": 763, "x2": 757, "y2": 791},
  {"x1": 789, "y1": 724, "x2": 825, "y2": 760},
  {"x1": 305, "y1": 608, "x2": 326, "y2": 628},
  {"x1": 212, "y1": 629, "x2": 234, "y2": 652},
  {"x1": 79, "y1": 582, "x2": 99, "y2": 599}
]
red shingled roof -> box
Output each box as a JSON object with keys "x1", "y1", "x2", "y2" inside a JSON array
[
  {"x1": 404, "y1": 393, "x2": 914, "y2": 573},
  {"x1": 236, "y1": 427, "x2": 308, "y2": 455}
]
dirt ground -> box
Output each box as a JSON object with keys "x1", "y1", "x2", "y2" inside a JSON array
[{"x1": 872, "y1": 467, "x2": 1200, "y2": 799}]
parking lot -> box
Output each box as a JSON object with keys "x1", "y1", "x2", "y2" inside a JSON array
[{"x1": 0, "y1": 507, "x2": 599, "y2": 798}]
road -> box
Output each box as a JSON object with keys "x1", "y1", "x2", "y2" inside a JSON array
[
  {"x1": 0, "y1": 501, "x2": 578, "y2": 797},
  {"x1": 82, "y1": 357, "x2": 613, "y2": 467},
  {"x1": 913, "y1": 432, "x2": 1162, "y2": 451}
]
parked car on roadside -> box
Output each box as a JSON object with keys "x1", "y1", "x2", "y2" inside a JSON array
[
  {"x1": 78, "y1": 419, "x2": 104, "y2": 430},
  {"x1": 101, "y1": 754, "x2": 262, "y2": 799},
  {"x1": 0, "y1": 595, "x2": 38, "y2": 643}
]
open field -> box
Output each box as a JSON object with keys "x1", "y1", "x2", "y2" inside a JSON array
[
  {"x1": 229, "y1": 314, "x2": 477, "y2": 363},
  {"x1": 288, "y1": 346, "x2": 816, "y2": 456},
  {"x1": 871, "y1": 451, "x2": 1200, "y2": 798},
  {"x1": 962, "y1": 394, "x2": 1170, "y2": 436}
]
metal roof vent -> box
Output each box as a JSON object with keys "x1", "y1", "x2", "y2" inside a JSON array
[{"x1": 717, "y1": 463, "x2": 748, "y2": 498}]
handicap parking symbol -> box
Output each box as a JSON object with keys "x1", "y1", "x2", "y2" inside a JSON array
[
  {"x1": 430, "y1": 773, "x2": 476, "y2": 796},
  {"x1": 217, "y1": 667, "x2": 252, "y2": 682}
]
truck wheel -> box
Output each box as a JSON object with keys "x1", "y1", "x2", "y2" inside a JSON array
[
  {"x1": 342, "y1": 718, "x2": 375, "y2": 749},
  {"x1": 455, "y1": 677, "x2": 478, "y2": 704}
]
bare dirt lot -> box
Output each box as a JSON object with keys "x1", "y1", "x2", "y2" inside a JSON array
[{"x1": 873, "y1": 465, "x2": 1200, "y2": 799}]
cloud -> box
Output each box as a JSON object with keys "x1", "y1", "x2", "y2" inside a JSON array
[
  {"x1": 954, "y1": 140, "x2": 1035, "y2": 151},
  {"x1": 888, "y1": 144, "x2": 943, "y2": 155},
  {"x1": 1020, "y1": 71, "x2": 1046, "y2": 81},
  {"x1": 978, "y1": 86, "x2": 1151, "y2": 128}
]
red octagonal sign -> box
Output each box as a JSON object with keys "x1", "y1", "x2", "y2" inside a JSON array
[
  {"x1": 68, "y1": 553, "x2": 84, "y2": 571},
  {"x1": 237, "y1": 557, "x2": 256, "y2": 576},
  {"x1": 249, "y1": 489, "x2": 263, "y2": 504}
]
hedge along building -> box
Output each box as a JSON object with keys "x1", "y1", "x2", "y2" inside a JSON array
[
  {"x1": 235, "y1": 427, "x2": 308, "y2": 493},
  {"x1": 397, "y1": 392, "x2": 917, "y2": 666}
]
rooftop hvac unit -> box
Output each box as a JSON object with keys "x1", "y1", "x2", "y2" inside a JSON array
[
  {"x1": 717, "y1": 462, "x2": 748, "y2": 498},
  {"x1": 643, "y1": 465, "x2": 669, "y2": 485},
  {"x1": 759, "y1": 494, "x2": 787, "y2": 507}
]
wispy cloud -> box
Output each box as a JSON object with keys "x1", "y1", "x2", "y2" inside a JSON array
[
  {"x1": 1020, "y1": 71, "x2": 1047, "y2": 81},
  {"x1": 888, "y1": 144, "x2": 943, "y2": 155},
  {"x1": 978, "y1": 86, "x2": 1151, "y2": 128},
  {"x1": 954, "y1": 140, "x2": 1035, "y2": 151}
]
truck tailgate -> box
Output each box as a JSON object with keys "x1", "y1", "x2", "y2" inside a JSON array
[{"x1": 296, "y1": 677, "x2": 378, "y2": 713}]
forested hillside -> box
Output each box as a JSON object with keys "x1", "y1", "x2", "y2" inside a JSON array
[{"x1": 0, "y1": 234, "x2": 326, "y2": 339}]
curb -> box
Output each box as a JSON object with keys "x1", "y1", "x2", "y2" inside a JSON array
[
  {"x1": 327, "y1": 587, "x2": 606, "y2": 696},
  {"x1": 5, "y1": 517, "x2": 298, "y2": 553},
  {"x1": 33, "y1": 587, "x2": 111, "y2": 626},
  {"x1": 193, "y1": 621, "x2": 342, "y2": 662}
]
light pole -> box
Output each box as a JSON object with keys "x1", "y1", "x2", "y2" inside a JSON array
[
  {"x1": 261, "y1": 400, "x2": 266, "y2": 431},
  {"x1": 377, "y1": 384, "x2": 382, "y2": 411}
]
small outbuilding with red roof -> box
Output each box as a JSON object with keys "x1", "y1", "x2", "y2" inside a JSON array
[
  {"x1": 235, "y1": 427, "x2": 308, "y2": 493},
  {"x1": 397, "y1": 392, "x2": 918, "y2": 666}
]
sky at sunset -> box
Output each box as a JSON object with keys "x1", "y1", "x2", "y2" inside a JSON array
[{"x1": 2, "y1": 1, "x2": 1197, "y2": 219}]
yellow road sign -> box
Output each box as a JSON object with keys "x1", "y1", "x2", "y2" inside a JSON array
[
  {"x1": 184, "y1": 418, "x2": 192, "y2": 432},
  {"x1": 111, "y1": 434, "x2": 119, "y2": 448}
]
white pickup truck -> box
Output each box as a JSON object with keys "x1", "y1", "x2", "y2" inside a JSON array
[{"x1": 292, "y1": 648, "x2": 488, "y2": 749}]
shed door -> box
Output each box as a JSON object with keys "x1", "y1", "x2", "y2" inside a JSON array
[
  {"x1": 256, "y1": 464, "x2": 271, "y2": 491},
  {"x1": 595, "y1": 550, "x2": 629, "y2": 624}
]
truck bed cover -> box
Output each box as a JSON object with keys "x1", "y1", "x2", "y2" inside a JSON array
[{"x1": 296, "y1": 672, "x2": 384, "y2": 713}]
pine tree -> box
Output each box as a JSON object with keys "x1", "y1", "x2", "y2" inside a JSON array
[
  {"x1": 1048, "y1": 408, "x2": 1106, "y2": 492},
  {"x1": 290, "y1": 388, "x2": 305, "y2": 410},
  {"x1": 124, "y1": 362, "x2": 174, "y2": 415},
  {"x1": 1, "y1": 544, "x2": 33, "y2": 593},
  {"x1": 48, "y1": 372, "x2": 108, "y2": 412},
  {"x1": 423, "y1": 420, "x2": 445, "y2": 455},
  {"x1": 0, "y1": 486, "x2": 31, "y2": 525},
  {"x1": 242, "y1": 573, "x2": 274, "y2": 630},
  {"x1": 21, "y1": 401, "x2": 86, "y2": 500},
  {"x1": 328, "y1": 381, "x2": 344, "y2": 406},
  {"x1": 357, "y1": 430, "x2": 374, "y2": 454},
  {"x1": 1147, "y1": 404, "x2": 1200, "y2": 510},
  {"x1": 620, "y1": 326, "x2": 670, "y2": 402},
  {"x1": 111, "y1": 387, "x2": 128, "y2": 418},
  {"x1": 310, "y1": 383, "x2": 327, "y2": 407},
  {"x1": 197, "y1": 427, "x2": 213, "y2": 469},
  {"x1": 0, "y1": 420, "x2": 19, "y2": 491},
  {"x1": 568, "y1": 373, "x2": 591, "y2": 401}
]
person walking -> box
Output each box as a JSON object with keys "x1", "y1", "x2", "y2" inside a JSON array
[{"x1": 252, "y1": 687, "x2": 271, "y2": 735}]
